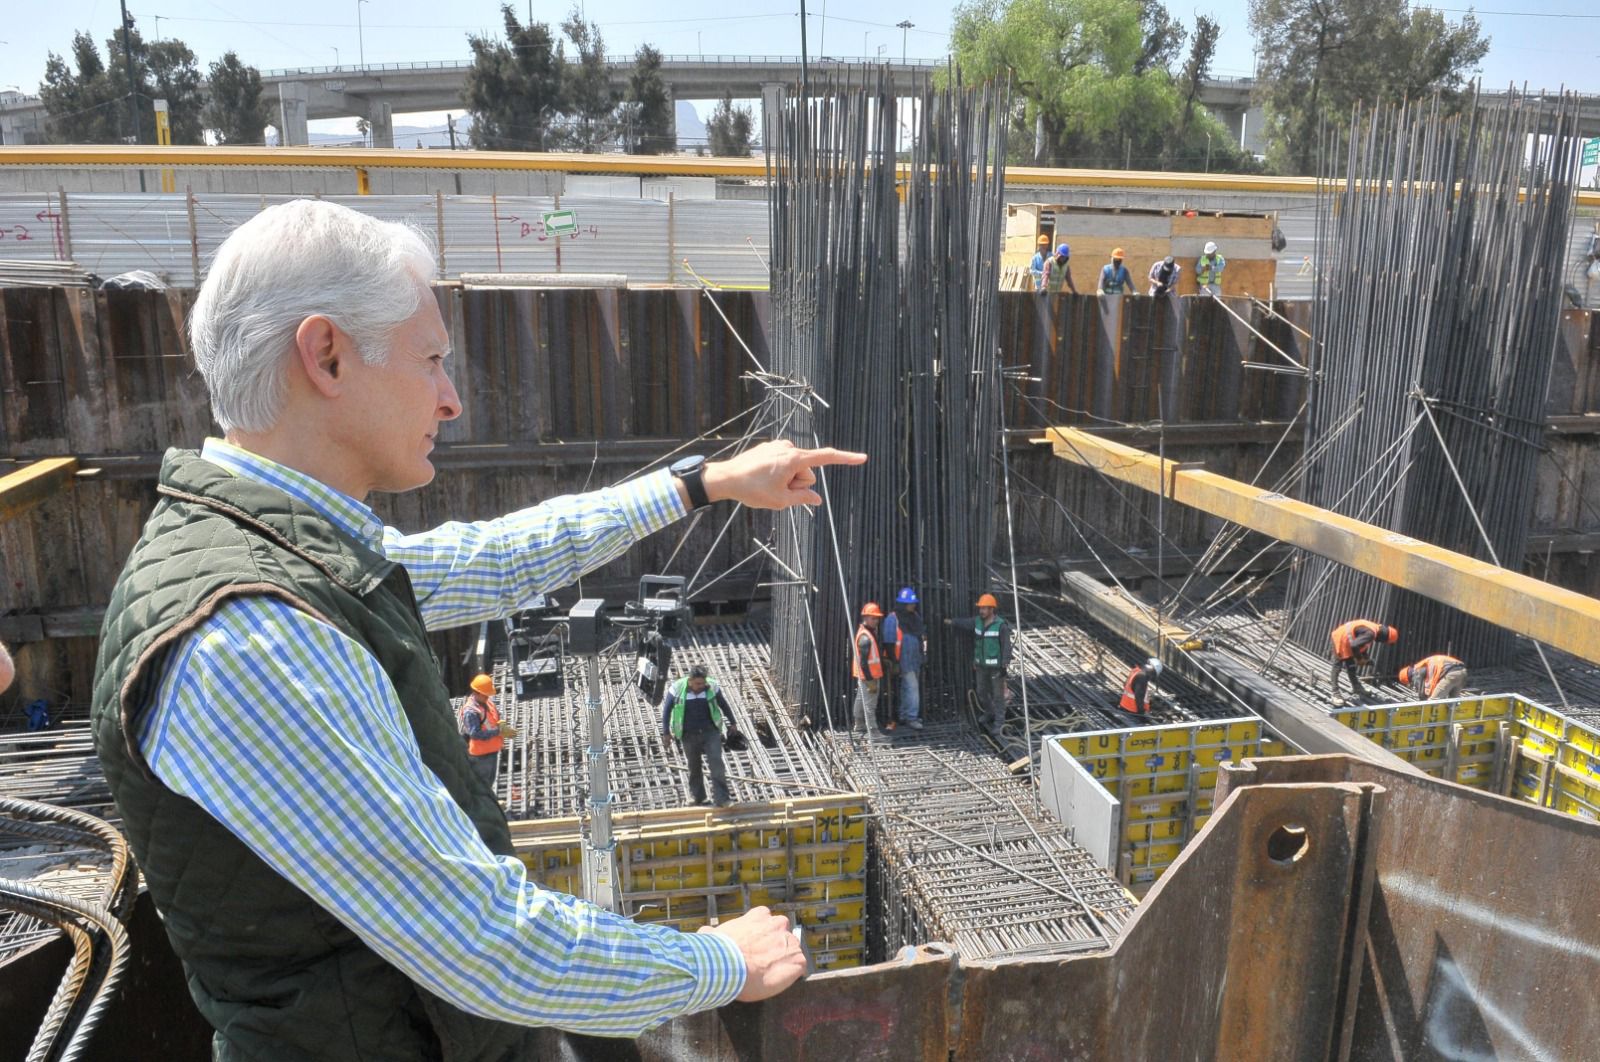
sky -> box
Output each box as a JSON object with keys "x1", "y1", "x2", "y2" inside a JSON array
[{"x1": 1, "y1": 1, "x2": 1595, "y2": 133}]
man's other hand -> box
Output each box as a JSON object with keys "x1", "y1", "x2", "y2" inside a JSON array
[
  {"x1": 701, "y1": 905, "x2": 807, "y2": 1002},
  {"x1": 702, "y1": 440, "x2": 866, "y2": 510}
]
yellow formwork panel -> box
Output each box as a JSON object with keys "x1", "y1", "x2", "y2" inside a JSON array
[
  {"x1": 508, "y1": 795, "x2": 870, "y2": 969},
  {"x1": 1058, "y1": 716, "x2": 1286, "y2": 891},
  {"x1": 1333, "y1": 696, "x2": 1514, "y2": 788}
]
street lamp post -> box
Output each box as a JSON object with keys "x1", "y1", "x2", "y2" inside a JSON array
[
  {"x1": 331, "y1": 46, "x2": 340, "y2": 69},
  {"x1": 897, "y1": 20, "x2": 913, "y2": 64},
  {"x1": 356, "y1": 0, "x2": 368, "y2": 70}
]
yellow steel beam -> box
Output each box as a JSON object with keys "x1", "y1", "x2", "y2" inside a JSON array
[
  {"x1": 1044, "y1": 427, "x2": 1600, "y2": 666},
  {"x1": 8, "y1": 145, "x2": 1599, "y2": 206},
  {"x1": 0, "y1": 457, "x2": 79, "y2": 523}
]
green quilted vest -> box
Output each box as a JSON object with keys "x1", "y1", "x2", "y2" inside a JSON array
[{"x1": 91, "y1": 449, "x2": 537, "y2": 1061}]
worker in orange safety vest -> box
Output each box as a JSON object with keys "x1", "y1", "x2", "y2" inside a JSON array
[
  {"x1": 1329, "y1": 620, "x2": 1397, "y2": 701},
  {"x1": 852, "y1": 603, "x2": 885, "y2": 737},
  {"x1": 1399, "y1": 654, "x2": 1468, "y2": 701},
  {"x1": 1118, "y1": 658, "x2": 1164, "y2": 715},
  {"x1": 459, "y1": 673, "x2": 518, "y2": 796}
]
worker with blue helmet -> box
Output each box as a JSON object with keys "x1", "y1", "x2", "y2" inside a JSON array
[
  {"x1": 881, "y1": 586, "x2": 926, "y2": 731},
  {"x1": 1043, "y1": 243, "x2": 1077, "y2": 295}
]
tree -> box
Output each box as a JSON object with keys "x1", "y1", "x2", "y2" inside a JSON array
[
  {"x1": 950, "y1": 0, "x2": 1249, "y2": 172},
  {"x1": 623, "y1": 45, "x2": 675, "y2": 154},
  {"x1": 1135, "y1": 0, "x2": 1185, "y2": 75},
  {"x1": 1177, "y1": 14, "x2": 1220, "y2": 137},
  {"x1": 1249, "y1": 0, "x2": 1488, "y2": 175},
  {"x1": 706, "y1": 92, "x2": 754, "y2": 157},
  {"x1": 462, "y1": 5, "x2": 565, "y2": 151},
  {"x1": 558, "y1": 10, "x2": 621, "y2": 152},
  {"x1": 204, "y1": 52, "x2": 270, "y2": 145},
  {"x1": 40, "y1": 21, "x2": 204, "y2": 145}
]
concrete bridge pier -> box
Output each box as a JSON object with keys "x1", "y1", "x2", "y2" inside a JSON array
[
  {"x1": 275, "y1": 82, "x2": 310, "y2": 146},
  {"x1": 365, "y1": 99, "x2": 394, "y2": 149}
]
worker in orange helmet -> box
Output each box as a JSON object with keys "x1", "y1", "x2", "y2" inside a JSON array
[
  {"x1": 1098, "y1": 248, "x2": 1134, "y2": 295},
  {"x1": 946, "y1": 593, "x2": 1013, "y2": 735},
  {"x1": 458, "y1": 673, "x2": 518, "y2": 796},
  {"x1": 1399, "y1": 654, "x2": 1468, "y2": 701},
  {"x1": 852, "y1": 603, "x2": 886, "y2": 737},
  {"x1": 1329, "y1": 620, "x2": 1397, "y2": 702},
  {"x1": 1029, "y1": 233, "x2": 1051, "y2": 291}
]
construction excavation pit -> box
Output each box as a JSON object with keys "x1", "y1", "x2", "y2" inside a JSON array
[{"x1": 2, "y1": 77, "x2": 1600, "y2": 1062}]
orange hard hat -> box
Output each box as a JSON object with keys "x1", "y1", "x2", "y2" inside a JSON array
[
  {"x1": 1112, "y1": 247, "x2": 1126, "y2": 259},
  {"x1": 470, "y1": 674, "x2": 495, "y2": 697},
  {"x1": 1037, "y1": 233, "x2": 1051, "y2": 245},
  {"x1": 976, "y1": 593, "x2": 999, "y2": 609},
  {"x1": 860, "y1": 602, "x2": 885, "y2": 618},
  {"x1": 1382, "y1": 625, "x2": 1399, "y2": 643},
  {"x1": 1398, "y1": 665, "x2": 1412, "y2": 685}
]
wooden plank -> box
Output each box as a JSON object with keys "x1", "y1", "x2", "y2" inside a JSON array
[
  {"x1": 0, "y1": 457, "x2": 78, "y2": 523},
  {"x1": 1170, "y1": 214, "x2": 1276, "y2": 240}
]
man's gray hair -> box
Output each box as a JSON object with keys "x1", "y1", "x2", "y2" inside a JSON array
[{"x1": 189, "y1": 199, "x2": 438, "y2": 433}]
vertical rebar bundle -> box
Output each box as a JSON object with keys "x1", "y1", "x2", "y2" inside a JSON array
[
  {"x1": 1289, "y1": 90, "x2": 1584, "y2": 667},
  {"x1": 766, "y1": 72, "x2": 1011, "y2": 725}
]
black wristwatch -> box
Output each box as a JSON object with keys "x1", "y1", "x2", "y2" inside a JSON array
[{"x1": 670, "y1": 455, "x2": 711, "y2": 511}]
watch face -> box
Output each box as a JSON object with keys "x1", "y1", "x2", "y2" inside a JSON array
[{"x1": 671, "y1": 455, "x2": 706, "y2": 475}]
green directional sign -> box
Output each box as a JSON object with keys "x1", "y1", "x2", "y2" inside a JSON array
[
  {"x1": 1583, "y1": 138, "x2": 1600, "y2": 167},
  {"x1": 543, "y1": 209, "x2": 578, "y2": 236}
]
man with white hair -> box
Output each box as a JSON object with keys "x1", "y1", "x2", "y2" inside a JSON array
[{"x1": 90, "y1": 199, "x2": 863, "y2": 1060}]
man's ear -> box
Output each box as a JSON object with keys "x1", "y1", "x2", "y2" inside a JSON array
[{"x1": 293, "y1": 315, "x2": 349, "y2": 399}]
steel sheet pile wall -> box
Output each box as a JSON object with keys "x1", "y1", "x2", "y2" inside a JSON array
[
  {"x1": 1289, "y1": 92, "x2": 1584, "y2": 665},
  {"x1": 766, "y1": 75, "x2": 1009, "y2": 726}
]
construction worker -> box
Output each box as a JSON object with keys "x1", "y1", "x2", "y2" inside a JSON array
[
  {"x1": 946, "y1": 593, "x2": 1013, "y2": 734},
  {"x1": 1399, "y1": 654, "x2": 1468, "y2": 701},
  {"x1": 1148, "y1": 255, "x2": 1181, "y2": 297},
  {"x1": 1097, "y1": 248, "x2": 1133, "y2": 295},
  {"x1": 1118, "y1": 658, "x2": 1163, "y2": 715},
  {"x1": 89, "y1": 199, "x2": 850, "y2": 1053},
  {"x1": 660, "y1": 665, "x2": 733, "y2": 807},
  {"x1": 459, "y1": 673, "x2": 517, "y2": 793},
  {"x1": 881, "y1": 587, "x2": 925, "y2": 731},
  {"x1": 853, "y1": 602, "x2": 886, "y2": 736},
  {"x1": 1029, "y1": 233, "x2": 1051, "y2": 291},
  {"x1": 1196, "y1": 241, "x2": 1226, "y2": 296},
  {"x1": 1330, "y1": 619, "x2": 1398, "y2": 701},
  {"x1": 1043, "y1": 243, "x2": 1078, "y2": 295}
]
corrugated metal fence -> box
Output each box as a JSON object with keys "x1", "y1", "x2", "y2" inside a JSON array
[{"x1": 0, "y1": 192, "x2": 772, "y2": 289}]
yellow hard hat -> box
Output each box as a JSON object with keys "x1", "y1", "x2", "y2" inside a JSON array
[
  {"x1": 1112, "y1": 247, "x2": 1126, "y2": 259},
  {"x1": 470, "y1": 674, "x2": 495, "y2": 697},
  {"x1": 976, "y1": 593, "x2": 999, "y2": 609},
  {"x1": 1037, "y1": 233, "x2": 1051, "y2": 245}
]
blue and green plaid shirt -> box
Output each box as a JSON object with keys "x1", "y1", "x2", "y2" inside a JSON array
[{"x1": 138, "y1": 439, "x2": 744, "y2": 1035}]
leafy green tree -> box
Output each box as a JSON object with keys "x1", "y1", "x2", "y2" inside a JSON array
[
  {"x1": 706, "y1": 92, "x2": 754, "y2": 157},
  {"x1": 40, "y1": 22, "x2": 204, "y2": 144},
  {"x1": 951, "y1": 0, "x2": 1248, "y2": 171},
  {"x1": 203, "y1": 52, "x2": 270, "y2": 145},
  {"x1": 623, "y1": 45, "x2": 675, "y2": 154},
  {"x1": 558, "y1": 10, "x2": 621, "y2": 152},
  {"x1": 1249, "y1": 0, "x2": 1488, "y2": 174},
  {"x1": 40, "y1": 32, "x2": 123, "y2": 143},
  {"x1": 1176, "y1": 14, "x2": 1220, "y2": 138},
  {"x1": 462, "y1": 5, "x2": 565, "y2": 151}
]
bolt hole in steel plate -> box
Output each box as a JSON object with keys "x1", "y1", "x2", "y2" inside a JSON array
[{"x1": 1266, "y1": 823, "x2": 1310, "y2": 865}]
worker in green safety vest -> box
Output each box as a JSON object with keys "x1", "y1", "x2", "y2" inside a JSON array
[
  {"x1": 944, "y1": 593, "x2": 1014, "y2": 736},
  {"x1": 660, "y1": 665, "x2": 733, "y2": 807},
  {"x1": 1196, "y1": 241, "x2": 1227, "y2": 296}
]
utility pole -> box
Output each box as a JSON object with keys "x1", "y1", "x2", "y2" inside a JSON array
[
  {"x1": 356, "y1": 0, "x2": 368, "y2": 69},
  {"x1": 897, "y1": 20, "x2": 913, "y2": 65},
  {"x1": 119, "y1": 0, "x2": 145, "y2": 192},
  {"x1": 120, "y1": 0, "x2": 139, "y2": 146},
  {"x1": 446, "y1": 113, "x2": 457, "y2": 150}
]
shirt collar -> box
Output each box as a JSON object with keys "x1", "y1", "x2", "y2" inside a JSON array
[{"x1": 200, "y1": 438, "x2": 386, "y2": 551}]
